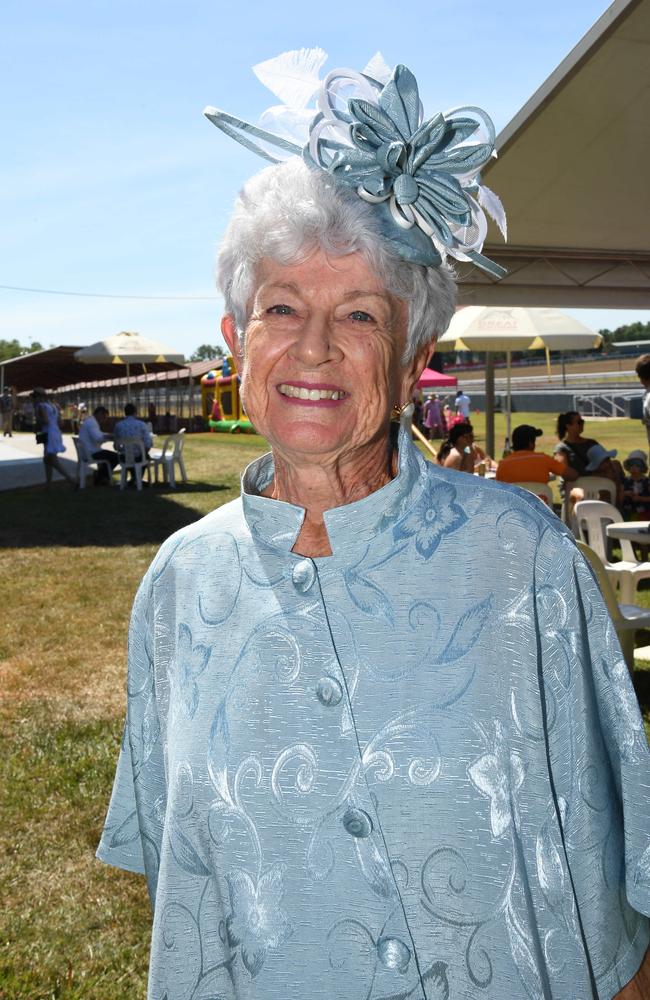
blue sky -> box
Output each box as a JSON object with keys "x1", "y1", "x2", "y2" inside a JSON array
[{"x1": 1, "y1": 0, "x2": 646, "y2": 359}]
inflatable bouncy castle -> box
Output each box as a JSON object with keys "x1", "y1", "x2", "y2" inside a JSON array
[{"x1": 201, "y1": 357, "x2": 254, "y2": 433}]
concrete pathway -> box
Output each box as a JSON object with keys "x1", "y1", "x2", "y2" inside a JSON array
[{"x1": 0, "y1": 433, "x2": 77, "y2": 491}]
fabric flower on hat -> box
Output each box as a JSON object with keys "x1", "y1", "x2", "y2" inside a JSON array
[
  {"x1": 306, "y1": 63, "x2": 506, "y2": 273},
  {"x1": 204, "y1": 49, "x2": 507, "y2": 277}
]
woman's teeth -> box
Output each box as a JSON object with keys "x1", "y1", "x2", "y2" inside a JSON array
[{"x1": 278, "y1": 384, "x2": 344, "y2": 400}]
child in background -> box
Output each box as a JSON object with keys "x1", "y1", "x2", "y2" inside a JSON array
[{"x1": 622, "y1": 450, "x2": 650, "y2": 518}]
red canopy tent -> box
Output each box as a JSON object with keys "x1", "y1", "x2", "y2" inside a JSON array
[{"x1": 417, "y1": 367, "x2": 457, "y2": 389}]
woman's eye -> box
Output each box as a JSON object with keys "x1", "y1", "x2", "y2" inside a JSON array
[
  {"x1": 348, "y1": 310, "x2": 374, "y2": 323},
  {"x1": 267, "y1": 304, "x2": 294, "y2": 316}
]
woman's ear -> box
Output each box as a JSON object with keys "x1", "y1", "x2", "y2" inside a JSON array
[
  {"x1": 221, "y1": 315, "x2": 243, "y2": 369},
  {"x1": 398, "y1": 338, "x2": 436, "y2": 406}
]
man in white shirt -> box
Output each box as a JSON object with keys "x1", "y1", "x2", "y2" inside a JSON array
[
  {"x1": 113, "y1": 403, "x2": 153, "y2": 462},
  {"x1": 455, "y1": 389, "x2": 471, "y2": 419},
  {"x1": 78, "y1": 405, "x2": 118, "y2": 484}
]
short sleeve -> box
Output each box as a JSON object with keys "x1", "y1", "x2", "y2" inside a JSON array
[
  {"x1": 535, "y1": 530, "x2": 650, "y2": 921},
  {"x1": 96, "y1": 721, "x2": 146, "y2": 874},
  {"x1": 96, "y1": 571, "x2": 164, "y2": 901},
  {"x1": 548, "y1": 455, "x2": 570, "y2": 477}
]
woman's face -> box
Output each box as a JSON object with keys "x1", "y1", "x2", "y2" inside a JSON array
[
  {"x1": 568, "y1": 414, "x2": 585, "y2": 434},
  {"x1": 222, "y1": 251, "x2": 432, "y2": 464}
]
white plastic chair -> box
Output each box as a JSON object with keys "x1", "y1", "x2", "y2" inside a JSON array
[
  {"x1": 511, "y1": 481, "x2": 554, "y2": 507},
  {"x1": 117, "y1": 437, "x2": 153, "y2": 492},
  {"x1": 576, "y1": 540, "x2": 650, "y2": 672},
  {"x1": 150, "y1": 428, "x2": 187, "y2": 488},
  {"x1": 562, "y1": 475, "x2": 617, "y2": 529},
  {"x1": 72, "y1": 436, "x2": 116, "y2": 489},
  {"x1": 574, "y1": 500, "x2": 650, "y2": 604}
]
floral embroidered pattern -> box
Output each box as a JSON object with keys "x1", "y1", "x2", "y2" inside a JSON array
[
  {"x1": 468, "y1": 722, "x2": 526, "y2": 838},
  {"x1": 172, "y1": 623, "x2": 211, "y2": 719},
  {"x1": 393, "y1": 480, "x2": 466, "y2": 559},
  {"x1": 226, "y1": 865, "x2": 292, "y2": 977}
]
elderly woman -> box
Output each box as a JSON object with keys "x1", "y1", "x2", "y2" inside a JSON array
[{"x1": 98, "y1": 54, "x2": 650, "y2": 1000}]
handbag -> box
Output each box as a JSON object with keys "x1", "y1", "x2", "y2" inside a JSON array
[{"x1": 35, "y1": 430, "x2": 48, "y2": 445}]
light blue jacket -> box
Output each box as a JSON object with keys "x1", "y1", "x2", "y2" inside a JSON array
[{"x1": 98, "y1": 429, "x2": 650, "y2": 999}]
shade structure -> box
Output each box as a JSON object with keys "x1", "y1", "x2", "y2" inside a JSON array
[
  {"x1": 455, "y1": 0, "x2": 650, "y2": 308},
  {"x1": 436, "y1": 307, "x2": 602, "y2": 454},
  {"x1": 75, "y1": 331, "x2": 185, "y2": 399},
  {"x1": 417, "y1": 368, "x2": 458, "y2": 389}
]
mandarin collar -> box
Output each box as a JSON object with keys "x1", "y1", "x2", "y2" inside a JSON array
[{"x1": 241, "y1": 425, "x2": 426, "y2": 555}]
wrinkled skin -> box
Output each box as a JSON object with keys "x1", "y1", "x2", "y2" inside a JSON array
[{"x1": 222, "y1": 251, "x2": 433, "y2": 556}]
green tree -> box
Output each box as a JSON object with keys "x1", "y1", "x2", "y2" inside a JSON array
[
  {"x1": 0, "y1": 339, "x2": 44, "y2": 362},
  {"x1": 190, "y1": 344, "x2": 224, "y2": 362}
]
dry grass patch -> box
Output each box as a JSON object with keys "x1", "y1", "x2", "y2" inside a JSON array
[{"x1": 1, "y1": 546, "x2": 154, "y2": 720}]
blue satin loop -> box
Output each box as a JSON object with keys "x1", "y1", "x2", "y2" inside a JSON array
[{"x1": 204, "y1": 63, "x2": 507, "y2": 278}]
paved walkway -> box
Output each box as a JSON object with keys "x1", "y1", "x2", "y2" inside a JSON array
[{"x1": 0, "y1": 433, "x2": 77, "y2": 491}]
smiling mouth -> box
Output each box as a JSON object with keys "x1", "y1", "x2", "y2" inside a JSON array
[{"x1": 278, "y1": 383, "x2": 346, "y2": 401}]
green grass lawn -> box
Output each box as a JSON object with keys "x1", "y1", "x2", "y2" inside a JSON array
[{"x1": 1, "y1": 423, "x2": 648, "y2": 999}]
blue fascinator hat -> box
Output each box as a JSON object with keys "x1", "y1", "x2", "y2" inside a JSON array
[{"x1": 204, "y1": 49, "x2": 507, "y2": 277}]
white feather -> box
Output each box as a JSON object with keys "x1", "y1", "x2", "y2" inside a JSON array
[
  {"x1": 363, "y1": 52, "x2": 392, "y2": 84},
  {"x1": 257, "y1": 105, "x2": 315, "y2": 152},
  {"x1": 253, "y1": 48, "x2": 327, "y2": 108},
  {"x1": 477, "y1": 184, "x2": 507, "y2": 241}
]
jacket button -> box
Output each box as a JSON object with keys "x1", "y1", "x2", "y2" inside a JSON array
[
  {"x1": 316, "y1": 675, "x2": 343, "y2": 707},
  {"x1": 291, "y1": 558, "x2": 316, "y2": 593},
  {"x1": 342, "y1": 807, "x2": 373, "y2": 838},
  {"x1": 377, "y1": 936, "x2": 411, "y2": 973}
]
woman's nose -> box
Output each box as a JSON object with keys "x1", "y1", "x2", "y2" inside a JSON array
[{"x1": 288, "y1": 314, "x2": 341, "y2": 367}]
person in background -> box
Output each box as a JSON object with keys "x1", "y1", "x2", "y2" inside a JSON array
[
  {"x1": 455, "y1": 387, "x2": 471, "y2": 418},
  {"x1": 113, "y1": 402, "x2": 153, "y2": 461},
  {"x1": 555, "y1": 411, "x2": 623, "y2": 513},
  {"x1": 411, "y1": 392, "x2": 424, "y2": 435},
  {"x1": 1, "y1": 386, "x2": 14, "y2": 437},
  {"x1": 422, "y1": 393, "x2": 443, "y2": 439},
  {"x1": 32, "y1": 388, "x2": 76, "y2": 488},
  {"x1": 441, "y1": 400, "x2": 451, "y2": 435},
  {"x1": 496, "y1": 424, "x2": 578, "y2": 485},
  {"x1": 635, "y1": 354, "x2": 650, "y2": 448},
  {"x1": 622, "y1": 449, "x2": 650, "y2": 518},
  {"x1": 582, "y1": 443, "x2": 624, "y2": 508},
  {"x1": 554, "y1": 411, "x2": 598, "y2": 475},
  {"x1": 469, "y1": 435, "x2": 495, "y2": 473},
  {"x1": 147, "y1": 401, "x2": 157, "y2": 433},
  {"x1": 436, "y1": 420, "x2": 475, "y2": 472},
  {"x1": 79, "y1": 405, "x2": 119, "y2": 484}
]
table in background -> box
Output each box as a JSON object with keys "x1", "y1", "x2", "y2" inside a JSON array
[{"x1": 606, "y1": 522, "x2": 650, "y2": 546}]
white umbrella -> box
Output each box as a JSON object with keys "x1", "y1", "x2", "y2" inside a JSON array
[
  {"x1": 74, "y1": 331, "x2": 185, "y2": 399},
  {"x1": 436, "y1": 307, "x2": 602, "y2": 455}
]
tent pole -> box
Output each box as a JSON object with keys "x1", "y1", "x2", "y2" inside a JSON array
[
  {"x1": 485, "y1": 352, "x2": 495, "y2": 459},
  {"x1": 506, "y1": 349, "x2": 512, "y2": 444},
  {"x1": 411, "y1": 422, "x2": 438, "y2": 461}
]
